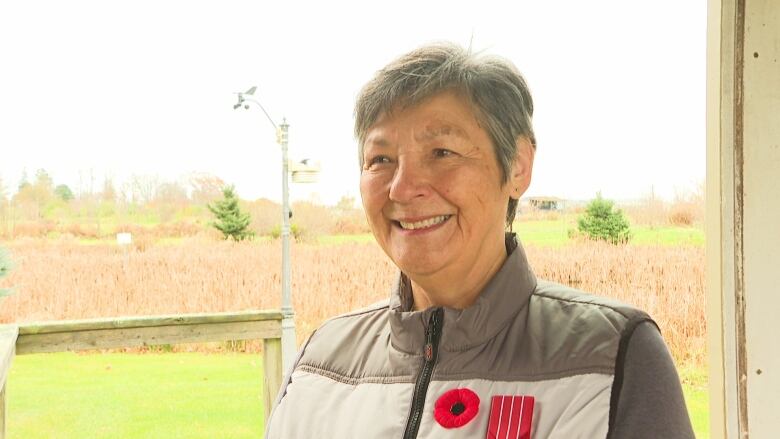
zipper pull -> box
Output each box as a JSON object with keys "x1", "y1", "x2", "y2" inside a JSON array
[{"x1": 424, "y1": 309, "x2": 440, "y2": 362}]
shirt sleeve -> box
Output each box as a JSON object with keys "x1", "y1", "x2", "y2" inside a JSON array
[{"x1": 608, "y1": 321, "x2": 696, "y2": 439}]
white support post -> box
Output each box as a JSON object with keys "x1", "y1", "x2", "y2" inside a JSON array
[{"x1": 707, "y1": 0, "x2": 780, "y2": 437}]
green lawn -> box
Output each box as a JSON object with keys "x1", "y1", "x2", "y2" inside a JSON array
[
  {"x1": 7, "y1": 353, "x2": 265, "y2": 439},
  {"x1": 680, "y1": 367, "x2": 710, "y2": 438},
  {"x1": 315, "y1": 221, "x2": 703, "y2": 248},
  {"x1": 631, "y1": 225, "x2": 705, "y2": 246},
  {"x1": 513, "y1": 219, "x2": 574, "y2": 247},
  {"x1": 49, "y1": 216, "x2": 703, "y2": 249},
  {"x1": 317, "y1": 233, "x2": 376, "y2": 245},
  {"x1": 513, "y1": 219, "x2": 703, "y2": 247},
  {"x1": 7, "y1": 353, "x2": 709, "y2": 438}
]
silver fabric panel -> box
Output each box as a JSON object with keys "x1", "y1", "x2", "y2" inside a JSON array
[
  {"x1": 267, "y1": 370, "x2": 415, "y2": 438},
  {"x1": 269, "y1": 371, "x2": 614, "y2": 438}
]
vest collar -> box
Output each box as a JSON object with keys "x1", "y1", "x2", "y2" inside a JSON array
[{"x1": 388, "y1": 233, "x2": 538, "y2": 355}]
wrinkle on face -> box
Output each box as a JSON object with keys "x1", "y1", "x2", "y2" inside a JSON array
[{"x1": 414, "y1": 122, "x2": 468, "y2": 143}]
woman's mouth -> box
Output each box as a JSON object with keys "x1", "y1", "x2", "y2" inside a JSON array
[{"x1": 396, "y1": 215, "x2": 452, "y2": 231}]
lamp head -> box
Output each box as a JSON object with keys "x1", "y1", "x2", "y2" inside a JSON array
[{"x1": 233, "y1": 92, "x2": 245, "y2": 110}]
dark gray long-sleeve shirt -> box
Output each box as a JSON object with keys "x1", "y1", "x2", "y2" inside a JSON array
[{"x1": 612, "y1": 321, "x2": 696, "y2": 438}]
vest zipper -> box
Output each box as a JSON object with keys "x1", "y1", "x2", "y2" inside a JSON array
[{"x1": 403, "y1": 307, "x2": 444, "y2": 439}]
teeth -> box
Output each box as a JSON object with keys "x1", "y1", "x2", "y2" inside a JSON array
[{"x1": 399, "y1": 215, "x2": 450, "y2": 230}]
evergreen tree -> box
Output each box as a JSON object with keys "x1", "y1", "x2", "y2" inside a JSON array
[
  {"x1": 207, "y1": 186, "x2": 254, "y2": 241},
  {"x1": 55, "y1": 184, "x2": 75, "y2": 201},
  {"x1": 577, "y1": 193, "x2": 632, "y2": 244},
  {"x1": 0, "y1": 246, "x2": 13, "y2": 298}
]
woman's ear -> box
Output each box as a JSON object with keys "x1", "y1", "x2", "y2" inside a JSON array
[{"x1": 509, "y1": 137, "x2": 535, "y2": 199}]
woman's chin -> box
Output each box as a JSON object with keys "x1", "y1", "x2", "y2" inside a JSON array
[{"x1": 392, "y1": 249, "x2": 452, "y2": 278}]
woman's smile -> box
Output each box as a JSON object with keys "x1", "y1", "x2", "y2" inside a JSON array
[{"x1": 394, "y1": 214, "x2": 452, "y2": 233}]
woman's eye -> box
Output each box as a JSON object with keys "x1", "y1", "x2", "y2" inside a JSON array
[
  {"x1": 433, "y1": 148, "x2": 455, "y2": 158},
  {"x1": 367, "y1": 155, "x2": 391, "y2": 168}
]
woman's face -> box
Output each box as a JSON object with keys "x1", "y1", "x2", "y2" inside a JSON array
[{"x1": 360, "y1": 91, "x2": 525, "y2": 280}]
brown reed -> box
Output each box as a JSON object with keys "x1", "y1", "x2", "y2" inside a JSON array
[{"x1": 0, "y1": 238, "x2": 704, "y2": 366}]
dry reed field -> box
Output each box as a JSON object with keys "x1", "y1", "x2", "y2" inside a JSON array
[{"x1": 0, "y1": 238, "x2": 705, "y2": 366}]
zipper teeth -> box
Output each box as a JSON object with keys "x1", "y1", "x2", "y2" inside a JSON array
[{"x1": 403, "y1": 308, "x2": 443, "y2": 439}]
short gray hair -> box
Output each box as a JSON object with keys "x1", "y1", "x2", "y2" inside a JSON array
[{"x1": 354, "y1": 42, "x2": 536, "y2": 225}]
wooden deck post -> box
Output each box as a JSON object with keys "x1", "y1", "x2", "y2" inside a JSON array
[
  {"x1": 0, "y1": 383, "x2": 6, "y2": 439},
  {"x1": 0, "y1": 325, "x2": 18, "y2": 439},
  {"x1": 262, "y1": 337, "x2": 283, "y2": 425}
]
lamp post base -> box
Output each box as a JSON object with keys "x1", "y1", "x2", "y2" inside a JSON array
[{"x1": 280, "y1": 316, "x2": 297, "y2": 374}]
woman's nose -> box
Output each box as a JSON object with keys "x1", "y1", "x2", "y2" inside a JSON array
[{"x1": 388, "y1": 160, "x2": 430, "y2": 203}]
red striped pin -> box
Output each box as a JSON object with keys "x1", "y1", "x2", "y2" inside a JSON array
[{"x1": 485, "y1": 395, "x2": 534, "y2": 439}]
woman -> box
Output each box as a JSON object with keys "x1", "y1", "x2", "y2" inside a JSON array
[{"x1": 266, "y1": 43, "x2": 694, "y2": 438}]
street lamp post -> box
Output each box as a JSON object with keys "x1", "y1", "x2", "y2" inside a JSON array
[
  {"x1": 234, "y1": 87, "x2": 296, "y2": 373},
  {"x1": 277, "y1": 118, "x2": 297, "y2": 373}
]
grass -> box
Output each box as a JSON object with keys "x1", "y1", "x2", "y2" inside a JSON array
[
  {"x1": 7, "y1": 353, "x2": 708, "y2": 438},
  {"x1": 315, "y1": 220, "x2": 704, "y2": 248},
  {"x1": 513, "y1": 218, "x2": 703, "y2": 247},
  {"x1": 513, "y1": 219, "x2": 573, "y2": 247},
  {"x1": 20, "y1": 215, "x2": 703, "y2": 249},
  {"x1": 631, "y1": 225, "x2": 704, "y2": 246},
  {"x1": 316, "y1": 233, "x2": 376, "y2": 245},
  {"x1": 7, "y1": 352, "x2": 265, "y2": 439},
  {"x1": 680, "y1": 367, "x2": 710, "y2": 438}
]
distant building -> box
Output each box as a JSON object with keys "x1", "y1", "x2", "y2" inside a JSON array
[{"x1": 523, "y1": 196, "x2": 567, "y2": 211}]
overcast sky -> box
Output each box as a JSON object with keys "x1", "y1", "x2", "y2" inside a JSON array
[{"x1": 0, "y1": 0, "x2": 706, "y2": 205}]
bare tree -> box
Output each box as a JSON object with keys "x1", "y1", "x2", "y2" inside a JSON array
[
  {"x1": 13, "y1": 168, "x2": 56, "y2": 220},
  {"x1": 188, "y1": 172, "x2": 226, "y2": 205},
  {"x1": 102, "y1": 175, "x2": 117, "y2": 203},
  {"x1": 128, "y1": 174, "x2": 161, "y2": 206},
  {"x1": 155, "y1": 181, "x2": 189, "y2": 205}
]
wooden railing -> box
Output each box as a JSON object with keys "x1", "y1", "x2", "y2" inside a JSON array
[{"x1": 0, "y1": 310, "x2": 284, "y2": 438}]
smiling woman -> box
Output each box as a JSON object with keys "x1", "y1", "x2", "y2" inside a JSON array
[{"x1": 265, "y1": 43, "x2": 695, "y2": 439}]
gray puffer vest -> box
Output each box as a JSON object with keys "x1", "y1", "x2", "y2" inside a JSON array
[{"x1": 266, "y1": 235, "x2": 652, "y2": 438}]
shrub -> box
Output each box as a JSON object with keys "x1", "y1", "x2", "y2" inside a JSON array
[
  {"x1": 12, "y1": 221, "x2": 57, "y2": 238},
  {"x1": 246, "y1": 198, "x2": 281, "y2": 236},
  {"x1": 270, "y1": 223, "x2": 307, "y2": 242},
  {"x1": 669, "y1": 207, "x2": 695, "y2": 226},
  {"x1": 668, "y1": 198, "x2": 701, "y2": 226},
  {"x1": 153, "y1": 221, "x2": 202, "y2": 238},
  {"x1": 333, "y1": 214, "x2": 371, "y2": 234},
  {"x1": 577, "y1": 194, "x2": 632, "y2": 244},
  {"x1": 61, "y1": 223, "x2": 101, "y2": 239},
  {"x1": 289, "y1": 201, "x2": 332, "y2": 237}
]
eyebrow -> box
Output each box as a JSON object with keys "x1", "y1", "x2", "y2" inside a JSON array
[
  {"x1": 365, "y1": 136, "x2": 391, "y2": 148},
  {"x1": 364, "y1": 123, "x2": 469, "y2": 149},
  {"x1": 415, "y1": 124, "x2": 468, "y2": 142}
]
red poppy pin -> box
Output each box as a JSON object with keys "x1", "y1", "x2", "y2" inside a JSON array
[{"x1": 434, "y1": 388, "x2": 480, "y2": 429}]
